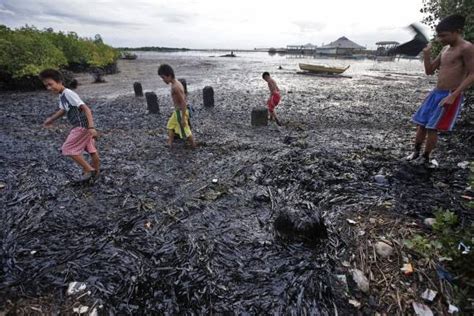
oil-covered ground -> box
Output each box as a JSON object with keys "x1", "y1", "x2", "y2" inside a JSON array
[{"x1": 1, "y1": 53, "x2": 473, "y2": 314}]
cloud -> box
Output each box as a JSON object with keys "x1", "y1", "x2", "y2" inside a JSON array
[{"x1": 292, "y1": 20, "x2": 326, "y2": 33}]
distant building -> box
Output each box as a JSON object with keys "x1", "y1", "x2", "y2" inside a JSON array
[
  {"x1": 286, "y1": 43, "x2": 318, "y2": 55},
  {"x1": 316, "y1": 36, "x2": 365, "y2": 56}
]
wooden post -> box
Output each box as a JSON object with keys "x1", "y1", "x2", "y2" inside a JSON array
[
  {"x1": 203, "y1": 86, "x2": 214, "y2": 108},
  {"x1": 178, "y1": 78, "x2": 187, "y2": 94},
  {"x1": 133, "y1": 82, "x2": 143, "y2": 97},
  {"x1": 251, "y1": 107, "x2": 268, "y2": 126},
  {"x1": 145, "y1": 92, "x2": 159, "y2": 114}
]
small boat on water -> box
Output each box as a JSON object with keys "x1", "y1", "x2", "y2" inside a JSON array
[
  {"x1": 299, "y1": 63, "x2": 349, "y2": 74},
  {"x1": 120, "y1": 52, "x2": 138, "y2": 60}
]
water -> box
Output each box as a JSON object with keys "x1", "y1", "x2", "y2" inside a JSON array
[{"x1": 74, "y1": 51, "x2": 425, "y2": 100}]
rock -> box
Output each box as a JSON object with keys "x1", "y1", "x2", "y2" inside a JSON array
[
  {"x1": 251, "y1": 107, "x2": 268, "y2": 127},
  {"x1": 274, "y1": 207, "x2": 328, "y2": 242},
  {"x1": 351, "y1": 269, "x2": 369, "y2": 293},
  {"x1": 133, "y1": 82, "x2": 143, "y2": 97},
  {"x1": 375, "y1": 241, "x2": 393, "y2": 258},
  {"x1": 423, "y1": 218, "x2": 436, "y2": 227},
  {"x1": 369, "y1": 218, "x2": 377, "y2": 224},
  {"x1": 145, "y1": 92, "x2": 159, "y2": 114},
  {"x1": 374, "y1": 174, "x2": 388, "y2": 185},
  {"x1": 203, "y1": 86, "x2": 215, "y2": 107},
  {"x1": 178, "y1": 78, "x2": 187, "y2": 94}
]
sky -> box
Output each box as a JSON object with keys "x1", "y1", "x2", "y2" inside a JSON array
[{"x1": 0, "y1": 0, "x2": 431, "y2": 49}]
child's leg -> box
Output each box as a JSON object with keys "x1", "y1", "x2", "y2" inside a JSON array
[
  {"x1": 187, "y1": 135, "x2": 197, "y2": 148},
  {"x1": 70, "y1": 154, "x2": 94, "y2": 173},
  {"x1": 407, "y1": 126, "x2": 426, "y2": 160},
  {"x1": 423, "y1": 129, "x2": 438, "y2": 160},
  {"x1": 90, "y1": 152, "x2": 100, "y2": 173},
  {"x1": 167, "y1": 129, "x2": 175, "y2": 147}
]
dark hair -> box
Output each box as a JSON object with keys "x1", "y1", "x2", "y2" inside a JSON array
[
  {"x1": 262, "y1": 72, "x2": 270, "y2": 78},
  {"x1": 436, "y1": 14, "x2": 465, "y2": 33},
  {"x1": 158, "y1": 64, "x2": 175, "y2": 78},
  {"x1": 39, "y1": 69, "x2": 64, "y2": 83}
]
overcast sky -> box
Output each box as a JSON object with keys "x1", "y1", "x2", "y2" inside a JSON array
[{"x1": 0, "y1": 0, "x2": 431, "y2": 49}]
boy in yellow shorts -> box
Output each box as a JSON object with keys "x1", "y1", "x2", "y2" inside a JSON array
[{"x1": 158, "y1": 64, "x2": 197, "y2": 148}]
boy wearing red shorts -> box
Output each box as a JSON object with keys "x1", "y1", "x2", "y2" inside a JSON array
[
  {"x1": 40, "y1": 69, "x2": 100, "y2": 182},
  {"x1": 262, "y1": 72, "x2": 281, "y2": 125}
]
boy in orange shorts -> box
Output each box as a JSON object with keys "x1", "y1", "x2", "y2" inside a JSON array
[{"x1": 262, "y1": 72, "x2": 282, "y2": 125}]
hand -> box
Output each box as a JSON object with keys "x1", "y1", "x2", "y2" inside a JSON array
[
  {"x1": 43, "y1": 117, "x2": 53, "y2": 128},
  {"x1": 439, "y1": 94, "x2": 457, "y2": 107},
  {"x1": 423, "y1": 43, "x2": 432, "y2": 54},
  {"x1": 88, "y1": 128, "x2": 98, "y2": 138}
]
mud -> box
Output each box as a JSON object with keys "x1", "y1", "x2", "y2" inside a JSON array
[{"x1": 1, "y1": 52, "x2": 472, "y2": 314}]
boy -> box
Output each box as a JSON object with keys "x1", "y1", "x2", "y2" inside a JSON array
[
  {"x1": 262, "y1": 72, "x2": 281, "y2": 125},
  {"x1": 40, "y1": 69, "x2": 100, "y2": 182},
  {"x1": 158, "y1": 64, "x2": 197, "y2": 148},
  {"x1": 406, "y1": 14, "x2": 474, "y2": 167}
]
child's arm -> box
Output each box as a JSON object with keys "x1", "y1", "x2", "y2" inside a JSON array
[
  {"x1": 43, "y1": 109, "x2": 65, "y2": 127},
  {"x1": 423, "y1": 43, "x2": 442, "y2": 75},
  {"x1": 79, "y1": 104, "x2": 98, "y2": 137},
  {"x1": 173, "y1": 86, "x2": 188, "y2": 126}
]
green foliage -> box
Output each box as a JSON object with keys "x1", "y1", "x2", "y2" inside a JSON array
[
  {"x1": 405, "y1": 209, "x2": 473, "y2": 301},
  {"x1": 0, "y1": 25, "x2": 119, "y2": 79},
  {"x1": 421, "y1": 0, "x2": 474, "y2": 56}
]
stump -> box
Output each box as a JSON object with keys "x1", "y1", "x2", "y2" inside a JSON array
[
  {"x1": 133, "y1": 82, "x2": 143, "y2": 97},
  {"x1": 178, "y1": 78, "x2": 187, "y2": 94},
  {"x1": 203, "y1": 86, "x2": 214, "y2": 108},
  {"x1": 274, "y1": 207, "x2": 328, "y2": 243},
  {"x1": 145, "y1": 92, "x2": 159, "y2": 114},
  {"x1": 251, "y1": 107, "x2": 268, "y2": 126}
]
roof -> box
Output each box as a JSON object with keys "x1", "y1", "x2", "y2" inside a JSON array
[{"x1": 322, "y1": 36, "x2": 365, "y2": 49}]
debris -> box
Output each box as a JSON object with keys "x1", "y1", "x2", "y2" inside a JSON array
[
  {"x1": 458, "y1": 242, "x2": 470, "y2": 254},
  {"x1": 421, "y1": 288, "x2": 437, "y2": 302},
  {"x1": 457, "y1": 161, "x2": 469, "y2": 169},
  {"x1": 436, "y1": 264, "x2": 454, "y2": 282},
  {"x1": 412, "y1": 302, "x2": 434, "y2": 316},
  {"x1": 369, "y1": 218, "x2": 377, "y2": 224},
  {"x1": 423, "y1": 218, "x2": 436, "y2": 227},
  {"x1": 352, "y1": 269, "x2": 370, "y2": 293},
  {"x1": 0, "y1": 182, "x2": 5, "y2": 189},
  {"x1": 67, "y1": 282, "x2": 87, "y2": 295},
  {"x1": 401, "y1": 263, "x2": 414, "y2": 275},
  {"x1": 347, "y1": 219, "x2": 357, "y2": 225},
  {"x1": 375, "y1": 241, "x2": 393, "y2": 258},
  {"x1": 212, "y1": 178, "x2": 218, "y2": 184},
  {"x1": 348, "y1": 299, "x2": 361, "y2": 308},
  {"x1": 72, "y1": 305, "x2": 89, "y2": 314},
  {"x1": 448, "y1": 304, "x2": 459, "y2": 314}
]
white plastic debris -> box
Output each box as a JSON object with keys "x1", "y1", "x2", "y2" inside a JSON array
[
  {"x1": 72, "y1": 305, "x2": 89, "y2": 314},
  {"x1": 421, "y1": 288, "x2": 437, "y2": 302},
  {"x1": 448, "y1": 304, "x2": 459, "y2": 314},
  {"x1": 30, "y1": 250, "x2": 37, "y2": 255},
  {"x1": 212, "y1": 178, "x2": 218, "y2": 184},
  {"x1": 457, "y1": 161, "x2": 469, "y2": 169},
  {"x1": 67, "y1": 282, "x2": 87, "y2": 295},
  {"x1": 348, "y1": 299, "x2": 361, "y2": 308},
  {"x1": 458, "y1": 242, "x2": 470, "y2": 255},
  {"x1": 352, "y1": 269, "x2": 370, "y2": 293},
  {"x1": 346, "y1": 219, "x2": 357, "y2": 225},
  {"x1": 412, "y1": 302, "x2": 434, "y2": 316}
]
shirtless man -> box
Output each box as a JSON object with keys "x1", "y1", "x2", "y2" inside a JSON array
[
  {"x1": 262, "y1": 72, "x2": 282, "y2": 125},
  {"x1": 158, "y1": 64, "x2": 197, "y2": 148},
  {"x1": 407, "y1": 14, "x2": 474, "y2": 167}
]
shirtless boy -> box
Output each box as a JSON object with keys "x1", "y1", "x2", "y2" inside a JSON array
[
  {"x1": 262, "y1": 72, "x2": 282, "y2": 125},
  {"x1": 158, "y1": 64, "x2": 197, "y2": 148},
  {"x1": 407, "y1": 14, "x2": 474, "y2": 166}
]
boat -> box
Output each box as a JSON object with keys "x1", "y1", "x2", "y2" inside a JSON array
[
  {"x1": 120, "y1": 52, "x2": 138, "y2": 60},
  {"x1": 299, "y1": 63, "x2": 350, "y2": 74}
]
